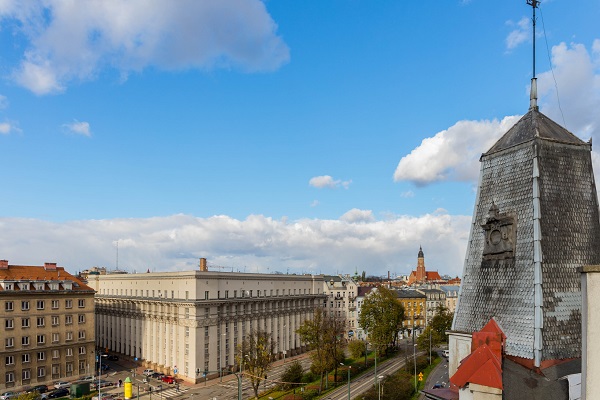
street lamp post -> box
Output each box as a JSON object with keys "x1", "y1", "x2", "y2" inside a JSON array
[
  {"x1": 374, "y1": 345, "x2": 377, "y2": 388},
  {"x1": 413, "y1": 344, "x2": 417, "y2": 392},
  {"x1": 283, "y1": 324, "x2": 287, "y2": 363},
  {"x1": 429, "y1": 329, "x2": 432, "y2": 365},
  {"x1": 220, "y1": 333, "x2": 226, "y2": 382},
  {"x1": 340, "y1": 363, "x2": 351, "y2": 400},
  {"x1": 378, "y1": 375, "x2": 384, "y2": 400},
  {"x1": 97, "y1": 353, "x2": 107, "y2": 400}
]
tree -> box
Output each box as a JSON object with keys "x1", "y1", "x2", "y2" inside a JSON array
[
  {"x1": 296, "y1": 307, "x2": 346, "y2": 393},
  {"x1": 348, "y1": 340, "x2": 367, "y2": 359},
  {"x1": 236, "y1": 329, "x2": 275, "y2": 399},
  {"x1": 358, "y1": 286, "x2": 405, "y2": 353},
  {"x1": 280, "y1": 360, "x2": 304, "y2": 390},
  {"x1": 417, "y1": 305, "x2": 453, "y2": 350}
]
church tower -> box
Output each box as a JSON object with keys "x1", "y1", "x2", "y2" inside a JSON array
[
  {"x1": 416, "y1": 246, "x2": 425, "y2": 282},
  {"x1": 449, "y1": 2, "x2": 600, "y2": 397}
]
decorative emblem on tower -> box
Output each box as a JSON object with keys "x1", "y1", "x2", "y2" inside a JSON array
[{"x1": 481, "y1": 203, "x2": 516, "y2": 266}]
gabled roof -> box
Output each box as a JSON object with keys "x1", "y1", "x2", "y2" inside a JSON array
[
  {"x1": 484, "y1": 108, "x2": 588, "y2": 156},
  {"x1": 450, "y1": 344, "x2": 503, "y2": 390}
]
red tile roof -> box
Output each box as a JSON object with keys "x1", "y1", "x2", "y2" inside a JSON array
[{"x1": 0, "y1": 264, "x2": 93, "y2": 291}]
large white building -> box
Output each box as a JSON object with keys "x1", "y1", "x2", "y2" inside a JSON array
[{"x1": 88, "y1": 264, "x2": 325, "y2": 383}]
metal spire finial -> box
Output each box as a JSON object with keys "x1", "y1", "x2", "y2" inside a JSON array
[{"x1": 527, "y1": 0, "x2": 540, "y2": 110}]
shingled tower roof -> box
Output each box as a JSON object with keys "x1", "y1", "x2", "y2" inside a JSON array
[{"x1": 453, "y1": 105, "x2": 600, "y2": 368}]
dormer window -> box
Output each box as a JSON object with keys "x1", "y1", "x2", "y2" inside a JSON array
[
  {"x1": 2, "y1": 283, "x2": 13, "y2": 290},
  {"x1": 63, "y1": 282, "x2": 73, "y2": 290},
  {"x1": 49, "y1": 283, "x2": 59, "y2": 290},
  {"x1": 20, "y1": 283, "x2": 30, "y2": 291},
  {"x1": 34, "y1": 283, "x2": 44, "y2": 290}
]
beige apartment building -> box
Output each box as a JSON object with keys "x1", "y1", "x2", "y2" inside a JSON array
[
  {"x1": 0, "y1": 260, "x2": 96, "y2": 392},
  {"x1": 88, "y1": 262, "x2": 325, "y2": 383}
]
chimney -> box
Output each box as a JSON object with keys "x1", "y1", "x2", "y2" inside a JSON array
[
  {"x1": 199, "y1": 258, "x2": 208, "y2": 272},
  {"x1": 44, "y1": 262, "x2": 57, "y2": 271},
  {"x1": 0, "y1": 260, "x2": 8, "y2": 270}
]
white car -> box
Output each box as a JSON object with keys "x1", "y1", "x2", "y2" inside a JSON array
[
  {"x1": 54, "y1": 381, "x2": 70, "y2": 390},
  {"x1": 0, "y1": 392, "x2": 17, "y2": 400}
]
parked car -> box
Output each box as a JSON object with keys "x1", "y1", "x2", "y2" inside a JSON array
[
  {"x1": 48, "y1": 388, "x2": 69, "y2": 399},
  {"x1": 91, "y1": 380, "x2": 113, "y2": 390},
  {"x1": 107, "y1": 355, "x2": 119, "y2": 361},
  {"x1": 442, "y1": 350, "x2": 449, "y2": 358},
  {"x1": 161, "y1": 376, "x2": 175, "y2": 384},
  {"x1": 27, "y1": 385, "x2": 48, "y2": 394},
  {"x1": 142, "y1": 369, "x2": 154, "y2": 376},
  {"x1": 150, "y1": 372, "x2": 163, "y2": 379},
  {"x1": 80, "y1": 376, "x2": 94, "y2": 382},
  {"x1": 432, "y1": 384, "x2": 444, "y2": 389},
  {"x1": 0, "y1": 392, "x2": 17, "y2": 400},
  {"x1": 53, "y1": 382, "x2": 70, "y2": 390}
]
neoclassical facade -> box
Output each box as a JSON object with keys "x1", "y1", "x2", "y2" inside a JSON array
[{"x1": 88, "y1": 269, "x2": 325, "y2": 383}]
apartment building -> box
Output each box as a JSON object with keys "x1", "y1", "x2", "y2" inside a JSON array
[
  {"x1": 0, "y1": 261, "x2": 96, "y2": 392},
  {"x1": 394, "y1": 290, "x2": 427, "y2": 338},
  {"x1": 88, "y1": 263, "x2": 325, "y2": 383},
  {"x1": 322, "y1": 276, "x2": 359, "y2": 339}
]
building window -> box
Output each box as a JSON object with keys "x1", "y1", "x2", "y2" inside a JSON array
[
  {"x1": 37, "y1": 317, "x2": 45, "y2": 327},
  {"x1": 36, "y1": 300, "x2": 45, "y2": 310},
  {"x1": 5, "y1": 337, "x2": 14, "y2": 348},
  {"x1": 52, "y1": 350, "x2": 59, "y2": 359},
  {"x1": 52, "y1": 316, "x2": 59, "y2": 326},
  {"x1": 65, "y1": 315, "x2": 73, "y2": 325},
  {"x1": 51, "y1": 300, "x2": 59, "y2": 309},
  {"x1": 22, "y1": 336, "x2": 30, "y2": 346},
  {"x1": 78, "y1": 299, "x2": 85, "y2": 308},
  {"x1": 78, "y1": 331, "x2": 86, "y2": 340},
  {"x1": 66, "y1": 363, "x2": 73, "y2": 372},
  {"x1": 22, "y1": 353, "x2": 30, "y2": 363},
  {"x1": 79, "y1": 361, "x2": 85, "y2": 372},
  {"x1": 22, "y1": 369, "x2": 30, "y2": 380},
  {"x1": 66, "y1": 348, "x2": 73, "y2": 357},
  {"x1": 21, "y1": 301, "x2": 30, "y2": 311},
  {"x1": 65, "y1": 300, "x2": 72, "y2": 309},
  {"x1": 5, "y1": 319, "x2": 14, "y2": 329},
  {"x1": 37, "y1": 367, "x2": 45, "y2": 378},
  {"x1": 5, "y1": 356, "x2": 14, "y2": 365},
  {"x1": 5, "y1": 372, "x2": 14, "y2": 383},
  {"x1": 22, "y1": 318, "x2": 30, "y2": 328},
  {"x1": 37, "y1": 352, "x2": 45, "y2": 361},
  {"x1": 5, "y1": 301, "x2": 13, "y2": 311},
  {"x1": 78, "y1": 315, "x2": 85, "y2": 323},
  {"x1": 225, "y1": 290, "x2": 229, "y2": 299},
  {"x1": 185, "y1": 327, "x2": 189, "y2": 337},
  {"x1": 184, "y1": 308, "x2": 189, "y2": 318},
  {"x1": 204, "y1": 291, "x2": 209, "y2": 300},
  {"x1": 78, "y1": 347, "x2": 86, "y2": 355},
  {"x1": 52, "y1": 333, "x2": 59, "y2": 343},
  {"x1": 37, "y1": 335, "x2": 45, "y2": 344},
  {"x1": 66, "y1": 332, "x2": 73, "y2": 341}
]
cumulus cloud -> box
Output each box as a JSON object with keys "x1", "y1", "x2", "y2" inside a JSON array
[
  {"x1": 62, "y1": 120, "x2": 91, "y2": 137},
  {"x1": 309, "y1": 175, "x2": 352, "y2": 189},
  {"x1": 0, "y1": 94, "x2": 7, "y2": 109},
  {"x1": 395, "y1": 40, "x2": 600, "y2": 186},
  {"x1": 0, "y1": 212, "x2": 471, "y2": 277},
  {"x1": 340, "y1": 209, "x2": 375, "y2": 224},
  {"x1": 505, "y1": 17, "x2": 530, "y2": 51},
  {"x1": 393, "y1": 116, "x2": 521, "y2": 185},
  {"x1": 0, "y1": 0, "x2": 290, "y2": 94}
]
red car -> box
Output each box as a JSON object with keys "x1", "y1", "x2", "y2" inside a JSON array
[{"x1": 161, "y1": 376, "x2": 175, "y2": 384}]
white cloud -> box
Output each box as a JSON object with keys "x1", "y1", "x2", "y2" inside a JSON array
[
  {"x1": 309, "y1": 175, "x2": 352, "y2": 189},
  {"x1": 0, "y1": 212, "x2": 471, "y2": 277},
  {"x1": 505, "y1": 17, "x2": 530, "y2": 51},
  {"x1": 400, "y1": 190, "x2": 415, "y2": 198},
  {"x1": 393, "y1": 116, "x2": 520, "y2": 185},
  {"x1": 0, "y1": 94, "x2": 7, "y2": 109},
  {"x1": 0, "y1": 0, "x2": 290, "y2": 94},
  {"x1": 0, "y1": 120, "x2": 19, "y2": 135},
  {"x1": 62, "y1": 120, "x2": 91, "y2": 137},
  {"x1": 340, "y1": 208, "x2": 375, "y2": 224},
  {"x1": 310, "y1": 200, "x2": 319, "y2": 207},
  {"x1": 395, "y1": 40, "x2": 600, "y2": 186}
]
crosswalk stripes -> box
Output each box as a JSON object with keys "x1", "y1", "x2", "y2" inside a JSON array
[{"x1": 156, "y1": 386, "x2": 188, "y2": 398}]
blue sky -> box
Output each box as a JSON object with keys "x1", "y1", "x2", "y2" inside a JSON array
[{"x1": 1, "y1": 0, "x2": 599, "y2": 277}]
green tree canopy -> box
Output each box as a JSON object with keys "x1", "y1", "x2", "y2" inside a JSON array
[
  {"x1": 358, "y1": 286, "x2": 405, "y2": 352},
  {"x1": 417, "y1": 304, "x2": 453, "y2": 350}
]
